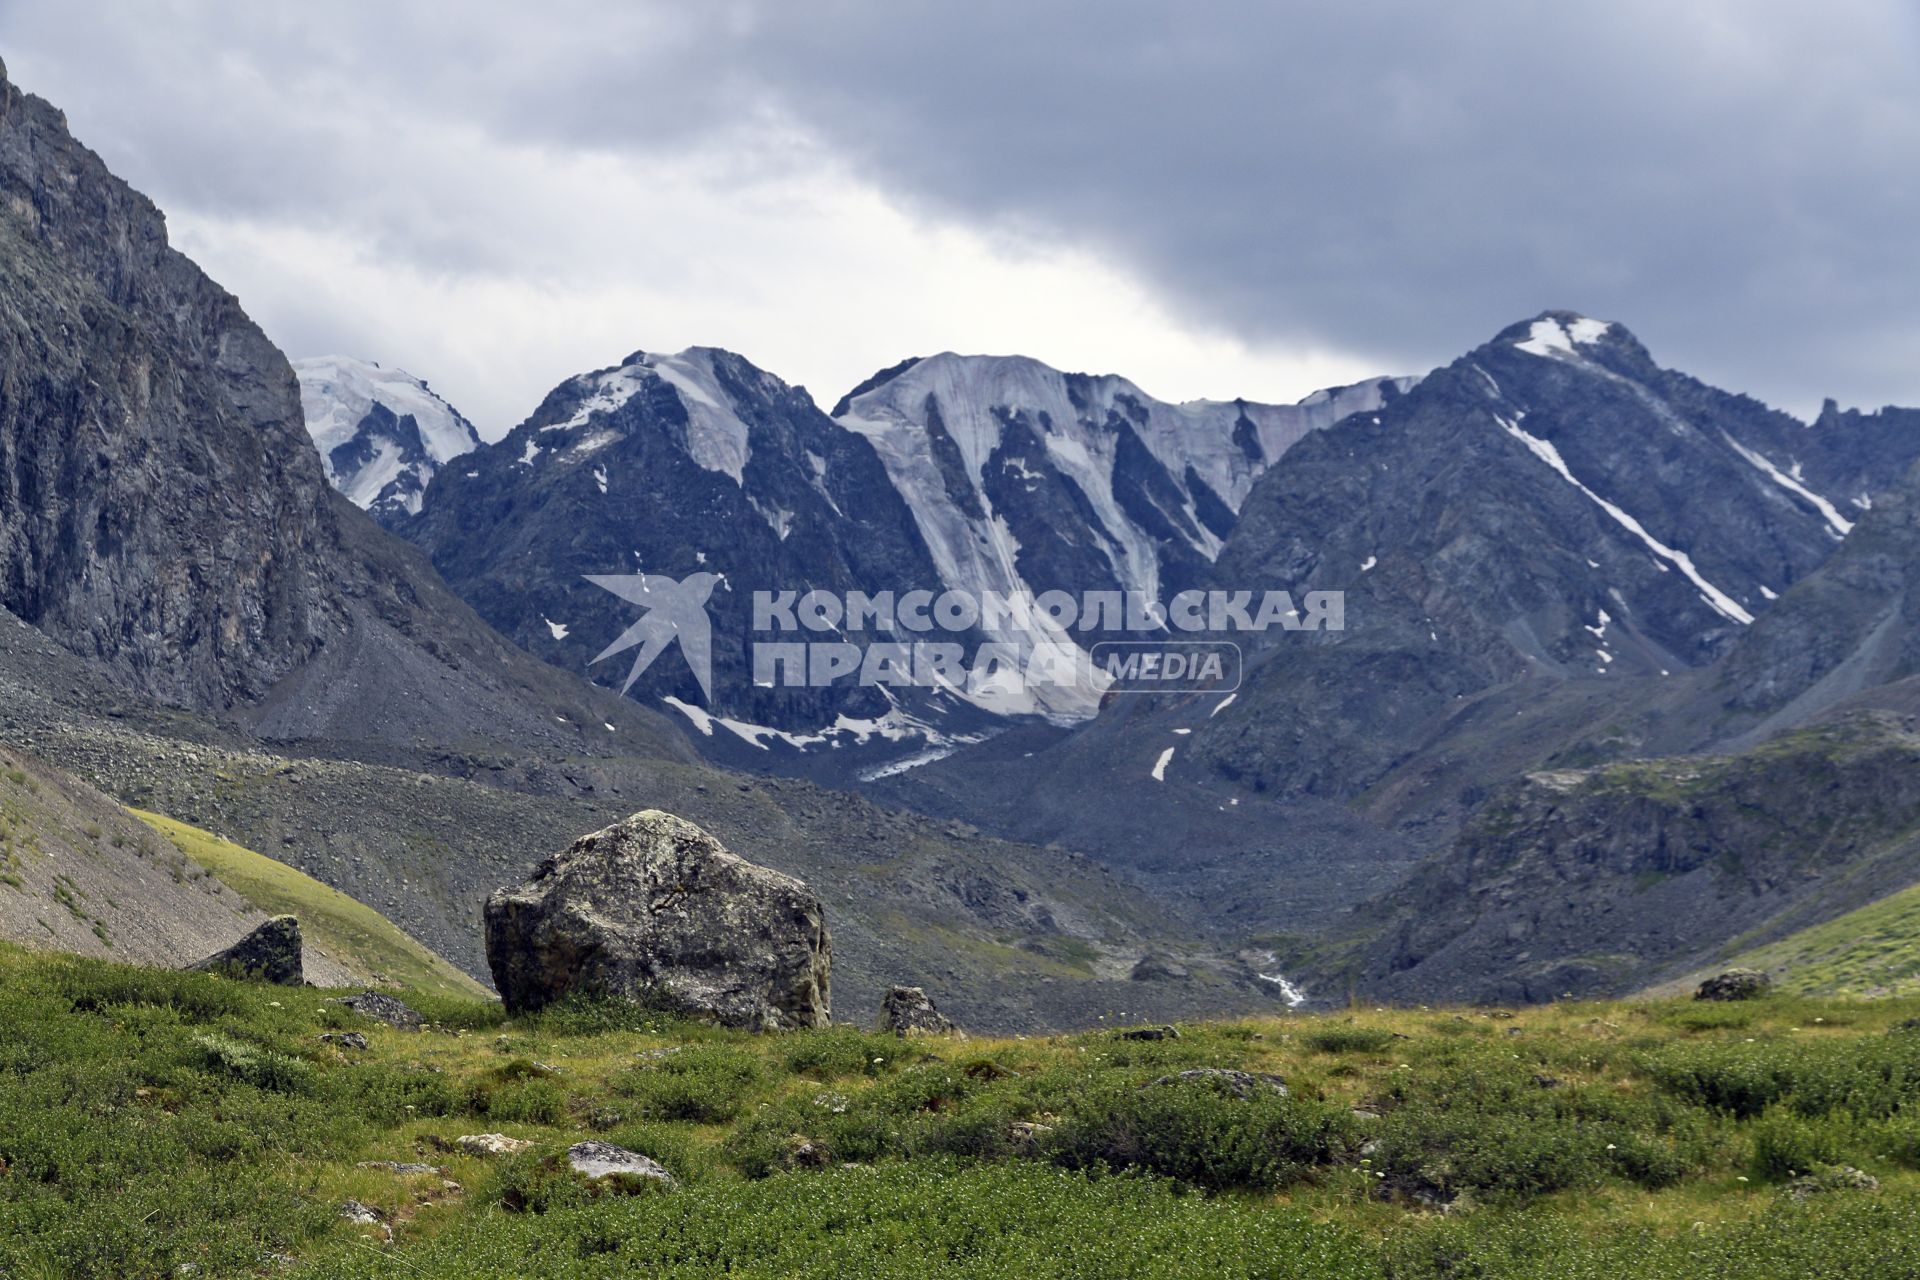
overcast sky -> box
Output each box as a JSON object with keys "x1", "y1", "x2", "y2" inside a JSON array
[{"x1": 4, "y1": 2, "x2": 1916, "y2": 437}]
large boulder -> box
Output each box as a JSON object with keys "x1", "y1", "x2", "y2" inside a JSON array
[
  {"x1": 877, "y1": 985, "x2": 958, "y2": 1036},
  {"x1": 1694, "y1": 969, "x2": 1772, "y2": 1002},
  {"x1": 190, "y1": 916, "x2": 303, "y2": 985},
  {"x1": 484, "y1": 810, "x2": 831, "y2": 1030}
]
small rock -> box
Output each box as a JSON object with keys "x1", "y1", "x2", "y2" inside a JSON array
[
  {"x1": 566, "y1": 1141, "x2": 674, "y2": 1185},
  {"x1": 320, "y1": 1032, "x2": 369, "y2": 1051},
  {"x1": 1145, "y1": 1068, "x2": 1289, "y2": 1099},
  {"x1": 877, "y1": 986, "x2": 959, "y2": 1036},
  {"x1": 1009, "y1": 1120, "x2": 1055, "y2": 1147},
  {"x1": 456, "y1": 1133, "x2": 535, "y2": 1157},
  {"x1": 1117, "y1": 1025, "x2": 1180, "y2": 1042},
  {"x1": 189, "y1": 916, "x2": 303, "y2": 986},
  {"x1": 787, "y1": 1137, "x2": 830, "y2": 1168},
  {"x1": 1787, "y1": 1165, "x2": 1879, "y2": 1202},
  {"x1": 332, "y1": 991, "x2": 425, "y2": 1030},
  {"x1": 357, "y1": 1161, "x2": 442, "y2": 1175},
  {"x1": 1694, "y1": 969, "x2": 1771, "y2": 1002},
  {"x1": 339, "y1": 1200, "x2": 385, "y2": 1226},
  {"x1": 962, "y1": 1059, "x2": 1019, "y2": 1081}
]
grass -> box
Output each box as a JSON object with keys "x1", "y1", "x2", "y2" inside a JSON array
[
  {"x1": 1713, "y1": 879, "x2": 1920, "y2": 998},
  {"x1": 7, "y1": 944, "x2": 1920, "y2": 1275},
  {"x1": 129, "y1": 809, "x2": 490, "y2": 1000}
]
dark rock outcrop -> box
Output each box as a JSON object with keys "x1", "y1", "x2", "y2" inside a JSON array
[
  {"x1": 1695, "y1": 969, "x2": 1772, "y2": 1002},
  {"x1": 484, "y1": 810, "x2": 831, "y2": 1030},
  {"x1": 1129, "y1": 953, "x2": 1190, "y2": 982},
  {"x1": 333, "y1": 990, "x2": 425, "y2": 1030},
  {"x1": 1116, "y1": 1025, "x2": 1180, "y2": 1041},
  {"x1": 1360, "y1": 714, "x2": 1920, "y2": 1003},
  {"x1": 190, "y1": 916, "x2": 303, "y2": 985},
  {"x1": 877, "y1": 985, "x2": 957, "y2": 1036}
]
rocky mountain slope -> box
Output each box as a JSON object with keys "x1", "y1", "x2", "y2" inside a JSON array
[
  {"x1": 832, "y1": 355, "x2": 1414, "y2": 720},
  {"x1": 294, "y1": 355, "x2": 481, "y2": 523},
  {"x1": 0, "y1": 740, "x2": 356, "y2": 982},
  {"x1": 1180, "y1": 312, "x2": 1916, "y2": 798},
  {"x1": 1355, "y1": 712, "x2": 1920, "y2": 1003},
  {"x1": 400, "y1": 346, "x2": 955, "y2": 747},
  {"x1": 132, "y1": 808, "x2": 490, "y2": 999},
  {"x1": 883, "y1": 314, "x2": 1920, "y2": 983},
  {"x1": 0, "y1": 59, "x2": 690, "y2": 762}
]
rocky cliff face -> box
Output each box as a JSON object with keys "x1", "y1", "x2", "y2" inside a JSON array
[
  {"x1": 1709, "y1": 417, "x2": 1920, "y2": 724},
  {"x1": 1357, "y1": 713, "x2": 1920, "y2": 1002},
  {"x1": 0, "y1": 58, "x2": 343, "y2": 709},
  {"x1": 0, "y1": 60, "x2": 689, "y2": 760}
]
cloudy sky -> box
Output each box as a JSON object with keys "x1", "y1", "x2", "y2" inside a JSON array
[{"x1": 3, "y1": 2, "x2": 1916, "y2": 436}]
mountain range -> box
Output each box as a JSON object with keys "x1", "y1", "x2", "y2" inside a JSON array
[{"x1": 6, "y1": 50, "x2": 1920, "y2": 1020}]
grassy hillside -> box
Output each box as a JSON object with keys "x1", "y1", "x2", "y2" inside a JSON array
[
  {"x1": 131, "y1": 809, "x2": 490, "y2": 1000},
  {"x1": 0, "y1": 746, "x2": 270, "y2": 969},
  {"x1": 1715, "y1": 880, "x2": 1920, "y2": 997},
  {"x1": 5, "y1": 943, "x2": 1920, "y2": 1277}
]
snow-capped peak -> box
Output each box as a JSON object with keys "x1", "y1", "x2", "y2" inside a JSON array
[
  {"x1": 831, "y1": 352, "x2": 1413, "y2": 721},
  {"x1": 294, "y1": 356, "x2": 481, "y2": 465},
  {"x1": 294, "y1": 356, "x2": 483, "y2": 518},
  {"x1": 542, "y1": 347, "x2": 754, "y2": 483}
]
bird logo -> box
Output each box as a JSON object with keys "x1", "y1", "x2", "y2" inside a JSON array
[{"x1": 584, "y1": 571, "x2": 722, "y2": 702}]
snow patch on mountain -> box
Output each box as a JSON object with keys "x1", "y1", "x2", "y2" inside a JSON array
[
  {"x1": 1496, "y1": 413, "x2": 1753, "y2": 624},
  {"x1": 1515, "y1": 315, "x2": 1612, "y2": 360},
  {"x1": 1722, "y1": 433, "x2": 1854, "y2": 537},
  {"x1": 544, "y1": 348, "x2": 754, "y2": 485},
  {"x1": 296, "y1": 356, "x2": 481, "y2": 463},
  {"x1": 294, "y1": 356, "x2": 481, "y2": 515}
]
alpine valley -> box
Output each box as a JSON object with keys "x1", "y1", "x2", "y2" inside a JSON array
[{"x1": 7, "y1": 47, "x2": 1920, "y2": 1036}]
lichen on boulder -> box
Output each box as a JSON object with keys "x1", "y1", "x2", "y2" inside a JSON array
[{"x1": 484, "y1": 809, "x2": 830, "y2": 1030}]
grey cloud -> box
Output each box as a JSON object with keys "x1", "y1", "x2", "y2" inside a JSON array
[{"x1": 4, "y1": 1, "x2": 1916, "y2": 416}]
